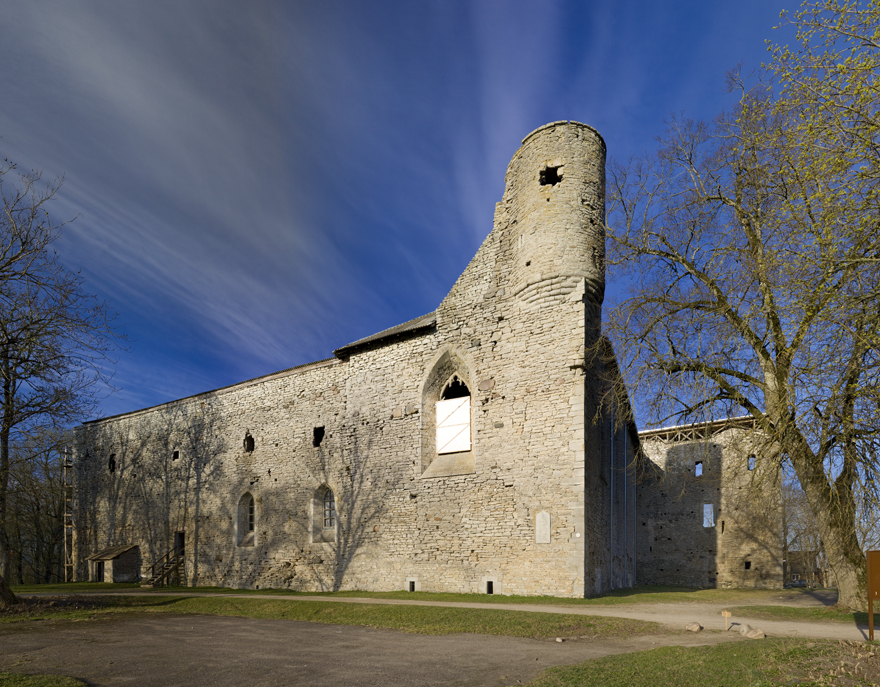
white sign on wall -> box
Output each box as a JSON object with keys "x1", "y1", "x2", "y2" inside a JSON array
[{"x1": 536, "y1": 510, "x2": 551, "y2": 543}]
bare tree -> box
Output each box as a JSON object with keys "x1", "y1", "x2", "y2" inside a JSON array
[
  {"x1": 5, "y1": 430, "x2": 67, "y2": 585},
  {"x1": 0, "y1": 158, "x2": 122, "y2": 606}
]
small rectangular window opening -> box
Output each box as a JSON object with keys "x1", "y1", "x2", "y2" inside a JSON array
[
  {"x1": 248, "y1": 498, "x2": 255, "y2": 533},
  {"x1": 108, "y1": 454, "x2": 116, "y2": 473},
  {"x1": 744, "y1": 561, "x2": 752, "y2": 570},
  {"x1": 172, "y1": 450, "x2": 179, "y2": 461},
  {"x1": 313, "y1": 426, "x2": 325, "y2": 447},
  {"x1": 703, "y1": 503, "x2": 715, "y2": 528},
  {"x1": 409, "y1": 581, "x2": 415, "y2": 592},
  {"x1": 486, "y1": 581, "x2": 494, "y2": 595},
  {"x1": 695, "y1": 461, "x2": 703, "y2": 477},
  {"x1": 748, "y1": 454, "x2": 756, "y2": 470},
  {"x1": 721, "y1": 520, "x2": 725, "y2": 534}
]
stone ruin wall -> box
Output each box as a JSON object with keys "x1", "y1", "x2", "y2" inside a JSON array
[
  {"x1": 636, "y1": 424, "x2": 784, "y2": 589},
  {"x1": 74, "y1": 121, "x2": 637, "y2": 597}
]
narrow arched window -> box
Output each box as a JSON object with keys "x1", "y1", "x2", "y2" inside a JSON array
[
  {"x1": 437, "y1": 376, "x2": 471, "y2": 454},
  {"x1": 237, "y1": 492, "x2": 255, "y2": 546},
  {"x1": 323, "y1": 489, "x2": 336, "y2": 529}
]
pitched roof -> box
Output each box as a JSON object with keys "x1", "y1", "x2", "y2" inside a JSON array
[
  {"x1": 86, "y1": 544, "x2": 138, "y2": 561},
  {"x1": 333, "y1": 311, "x2": 436, "y2": 358}
]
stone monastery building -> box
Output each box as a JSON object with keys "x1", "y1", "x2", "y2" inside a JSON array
[{"x1": 73, "y1": 121, "x2": 781, "y2": 595}]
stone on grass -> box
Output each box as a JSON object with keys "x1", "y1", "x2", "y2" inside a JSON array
[
  {"x1": 685, "y1": 622, "x2": 703, "y2": 632},
  {"x1": 739, "y1": 624, "x2": 752, "y2": 636},
  {"x1": 746, "y1": 628, "x2": 766, "y2": 639}
]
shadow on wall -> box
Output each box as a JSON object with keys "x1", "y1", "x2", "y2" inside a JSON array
[
  {"x1": 77, "y1": 403, "x2": 227, "y2": 583},
  {"x1": 80, "y1": 399, "x2": 389, "y2": 591},
  {"x1": 310, "y1": 413, "x2": 386, "y2": 592},
  {"x1": 637, "y1": 438, "x2": 782, "y2": 589},
  {"x1": 247, "y1": 410, "x2": 388, "y2": 593},
  {"x1": 652, "y1": 442, "x2": 723, "y2": 588}
]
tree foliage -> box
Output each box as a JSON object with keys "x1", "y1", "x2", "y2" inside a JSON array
[{"x1": 605, "y1": 1, "x2": 880, "y2": 610}]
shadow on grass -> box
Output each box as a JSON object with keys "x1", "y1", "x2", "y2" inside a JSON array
[{"x1": 727, "y1": 604, "x2": 868, "y2": 627}]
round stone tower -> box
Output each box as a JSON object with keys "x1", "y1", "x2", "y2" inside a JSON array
[{"x1": 500, "y1": 121, "x2": 605, "y2": 309}]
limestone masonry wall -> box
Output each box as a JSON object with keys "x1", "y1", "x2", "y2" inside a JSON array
[
  {"x1": 636, "y1": 420, "x2": 784, "y2": 589},
  {"x1": 74, "y1": 121, "x2": 639, "y2": 596}
]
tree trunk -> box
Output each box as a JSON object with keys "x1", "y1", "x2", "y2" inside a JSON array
[
  {"x1": 0, "y1": 353, "x2": 11, "y2": 583},
  {"x1": 0, "y1": 573, "x2": 18, "y2": 607},
  {"x1": 786, "y1": 426, "x2": 867, "y2": 610}
]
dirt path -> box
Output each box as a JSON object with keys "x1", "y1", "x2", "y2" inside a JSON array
[
  {"x1": 24, "y1": 589, "x2": 868, "y2": 642},
  {"x1": 0, "y1": 614, "x2": 739, "y2": 687}
]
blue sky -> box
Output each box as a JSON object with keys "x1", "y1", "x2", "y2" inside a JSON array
[{"x1": 0, "y1": 0, "x2": 794, "y2": 420}]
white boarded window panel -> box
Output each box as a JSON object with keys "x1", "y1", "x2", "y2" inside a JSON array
[
  {"x1": 703, "y1": 503, "x2": 715, "y2": 528},
  {"x1": 437, "y1": 397, "x2": 471, "y2": 454}
]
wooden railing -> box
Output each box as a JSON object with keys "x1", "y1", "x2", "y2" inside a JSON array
[{"x1": 141, "y1": 547, "x2": 183, "y2": 588}]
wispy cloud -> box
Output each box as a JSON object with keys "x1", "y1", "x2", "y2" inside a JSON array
[{"x1": 0, "y1": 0, "x2": 793, "y2": 418}]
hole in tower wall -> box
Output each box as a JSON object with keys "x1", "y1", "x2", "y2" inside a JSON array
[
  {"x1": 108, "y1": 454, "x2": 116, "y2": 473},
  {"x1": 313, "y1": 426, "x2": 325, "y2": 447},
  {"x1": 244, "y1": 433, "x2": 255, "y2": 452},
  {"x1": 539, "y1": 166, "x2": 561, "y2": 186}
]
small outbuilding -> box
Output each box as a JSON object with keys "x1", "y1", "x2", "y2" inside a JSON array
[{"x1": 86, "y1": 545, "x2": 140, "y2": 583}]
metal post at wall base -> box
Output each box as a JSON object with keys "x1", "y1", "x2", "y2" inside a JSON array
[{"x1": 868, "y1": 551, "x2": 879, "y2": 642}]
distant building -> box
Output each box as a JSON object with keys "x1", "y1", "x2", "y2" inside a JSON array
[{"x1": 636, "y1": 417, "x2": 784, "y2": 589}]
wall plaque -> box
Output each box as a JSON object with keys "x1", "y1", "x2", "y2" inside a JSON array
[{"x1": 536, "y1": 511, "x2": 550, "y2": 544}]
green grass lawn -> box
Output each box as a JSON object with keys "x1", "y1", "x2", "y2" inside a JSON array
[
  {"x1": 1, "y1": 595, "x2": 659, "y2": 640},
  {"x1": 528, "y1": 638, "x2": 880, "y2": 687},
  {"x1": 11, "y1": 582, "x2": 827, "y2": 607},
  {"x1": 728, "y1": 604, "x2": 869, "y2": 625}
]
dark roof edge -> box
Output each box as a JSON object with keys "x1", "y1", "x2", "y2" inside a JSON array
[
  {"x1": 333, "y1": 311, "x2": 436, "y2": 358},
  {"x1": 82, "y1": 357, "x2": 340, "y2": 426}
]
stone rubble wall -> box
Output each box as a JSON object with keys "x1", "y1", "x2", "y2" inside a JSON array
[
  {"x1": 74, "y1": 121, "x2": 636, "y2": 597},
  {"x1": 636, "y1": 426, "x2": 784, "y2": 589}
]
